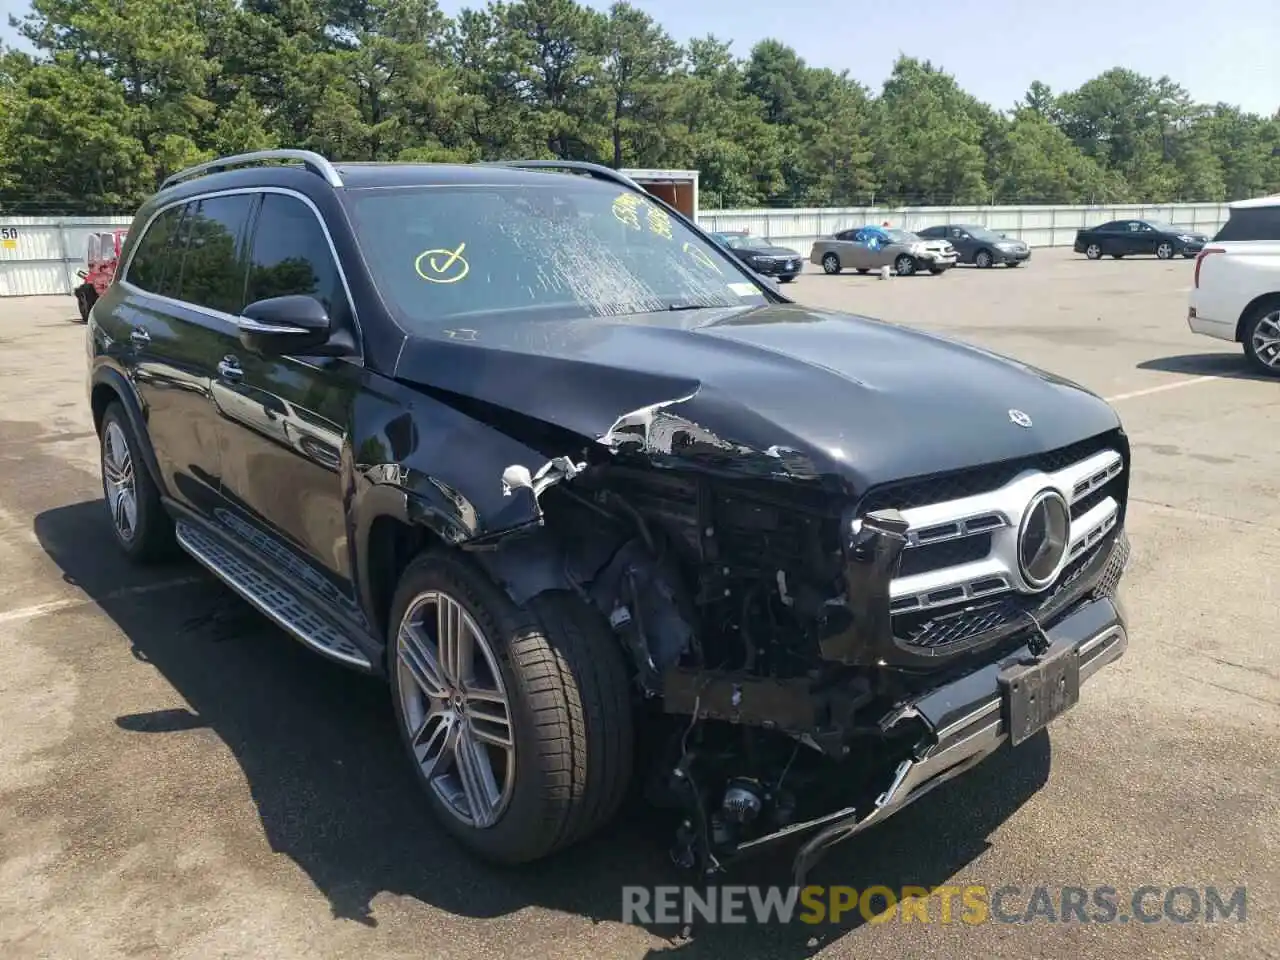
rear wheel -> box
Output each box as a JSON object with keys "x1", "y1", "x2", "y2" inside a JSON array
[
  {"x1": 1085, "y1": 244, "x2": 1102, "y2": 260},
  {"x1": 821, "y1": 253, "x2": 841, "y2": 275},
  {"x1": 389, "y1": 551, "x2": 634, "y2": 864},
  {"x1": 98, "y1": 402, "x2": 177, "y2": 563},
  {"x1": 894, "y1": 254, "x2": 916, "y2": 276},
  {"x1": 974, "y1": 249, "x2": 994, "y2": 268},
  {"x1": 1242, "y1": 304, "x2": 1280, "y2": 377},
  {"x1": 1156, "y1": 241, "x2": 1175, "y2": 260}
]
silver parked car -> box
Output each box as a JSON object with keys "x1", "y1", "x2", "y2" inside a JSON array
[{"x1": 809, "y1": 225, "x2": 959, "y2": 276}]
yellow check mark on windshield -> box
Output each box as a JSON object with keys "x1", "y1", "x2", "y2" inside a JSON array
[{"x1": 415, "y1": 242, "x2": 469, "y2": 283}]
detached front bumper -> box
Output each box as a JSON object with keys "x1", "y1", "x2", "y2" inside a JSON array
[{"x1": 763, "y1": 592, "x2": 1129, "y2": 884}]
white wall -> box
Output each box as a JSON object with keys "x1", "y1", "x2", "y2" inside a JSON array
[
  {"x1": 0, "y1": 203, "x2": 1230, "y2": 297},
  {"x1": 0, "y1": 216, "x2": 133, "y2": 297},
  {"x1": 698, "y1": 202, "x2": 1230, "y2": 254}
]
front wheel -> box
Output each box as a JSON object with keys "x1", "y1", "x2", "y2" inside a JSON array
[
  {"x1": 1242, "y1": 304, "x2": 1280, "y2": 377},
  {"x1": 894, "y1": 254, "x2": 917, "y2": 276},
  {"x1": 1156, "y1": 242, "x2": 1175, "y2": 260},
  {"x1": 74, "y1": 288, "x2": 92, "y2": 323},
  {"x1": 821, "y1": 253, "x2": 841, "y2": 275},
  {"x1": 1085, "y1": 244, "x2": 1102, "y2": 260},
  {"x1": 389, "y1": 552, "x2": 634, "y2": 864}
]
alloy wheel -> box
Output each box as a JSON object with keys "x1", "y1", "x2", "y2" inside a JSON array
[
  {"x1": 975, "y1": 250, "x2": 992, "y2": 268},
  {"x1": 1249, "y1": 310, "x2": 1280, "y2": 370},
  {"x1": 1157, "y1": 242, "x2": 1174, "y2": 260},
  {"x1": 396, "y1": 590, "x2": 516, "y2": 828},
  {"x1": 102, "y1": 421, "x2": 138, "y2": 542},
  {"x1": 1086, "y1": 244, "x2": 1101, "y2": 260},
  {"x1": 895, "y1": 255, "x2": 915, "y2": 276},
  {"x1": 822, "y1": 253, "x2": 840, "y2": 274}
]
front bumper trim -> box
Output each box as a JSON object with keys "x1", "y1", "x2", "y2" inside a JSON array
[{"x1": 788, "y1": 598, "x2": 1127, "y2": 883}]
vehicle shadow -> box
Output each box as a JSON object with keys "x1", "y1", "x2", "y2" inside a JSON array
[
  {"x1": 1138, "y1": 352, "x2": 1274, "y2": 382},
  {"x1": 33, "y1": 499, "x2": 1052, "y2": 957}
]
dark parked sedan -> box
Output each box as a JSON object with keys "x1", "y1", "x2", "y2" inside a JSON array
[
  {"x1": 916, "y1": 224, "x2": 1030, "y2": 268},
  {"x1": 712, "y1": 230, "x2": 803, "y2": 281},
  {"x1": 1073, "y1": 219, "x2": 1209, "y2": 261}
]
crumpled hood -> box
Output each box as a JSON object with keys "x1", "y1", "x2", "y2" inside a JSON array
[{"x1": 393, "y1": 303, "x2": 1121, "y2": 494}]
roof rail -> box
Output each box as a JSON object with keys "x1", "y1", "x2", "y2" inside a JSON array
[
  {"x1": 160, "y1": 149, "x2": 344, "y2": 192},
  {"x1": 485, "y1": 160, "x2": 644, "y2": 193}
]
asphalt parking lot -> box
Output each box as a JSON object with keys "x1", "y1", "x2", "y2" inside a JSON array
[{"x1": 0, "y1": 247, "x2": 1276, "y2": 959}]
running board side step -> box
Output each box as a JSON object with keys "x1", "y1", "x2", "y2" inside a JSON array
[{"x1": 175, "y1": 519, "x2": 374, "y2": 671}]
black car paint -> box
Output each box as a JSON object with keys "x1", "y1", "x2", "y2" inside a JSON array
[
  {"x1": 90, "y1": 162, "x2": 1124, "y2": 668},
  {"x1": 918, "y1": 224, "x2": 1031, "y2": 266},
  {"x1": 1073, "y1": 219, "x2": 1208, "y2": 258},
  {"x1": 712, "y1": 232, "x2": 804, "y2": 278}
]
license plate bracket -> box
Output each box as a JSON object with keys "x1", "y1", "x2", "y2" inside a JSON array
[{"x1": 999, "y1": 645, "x2": 1081, "y2": 747}]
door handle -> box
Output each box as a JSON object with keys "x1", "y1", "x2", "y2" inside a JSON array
[
  {"x1": 217, "y1": 356, "x2": 243, "y2": 380},
  {"x1": 130, "y1": 328, "x2": 150, "y2": 345}
]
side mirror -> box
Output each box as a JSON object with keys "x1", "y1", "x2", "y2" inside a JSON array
[
  {"x1": 76, "y1": 269, "x2": 88, "y2": 280},
  {"x1": 238, "y1": 295, "x2": 332, "y2": 356}
]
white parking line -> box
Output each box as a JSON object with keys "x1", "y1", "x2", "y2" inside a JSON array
[
  {"x1": 0, "y1": 576, "x2": 205, "y2": 626},
  {"x1": 1104, "y1": 376, "x2": 1222, "y2": 403}
]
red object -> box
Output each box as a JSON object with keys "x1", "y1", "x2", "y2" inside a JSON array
[
  {"x1": 1193, "y1": 247, "x2": 1223, "y2": 289},
  {"x1": 85, "y1": 229, "x2": 128, "y2": 296}
]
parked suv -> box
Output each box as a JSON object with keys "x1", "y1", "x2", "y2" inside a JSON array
[
  {"x1": 88, "y1": 150, "x2": 1131, "y2": 881},
  {"x1": 1188, "y1": 194, "x2": 1280, "y2": 376}
]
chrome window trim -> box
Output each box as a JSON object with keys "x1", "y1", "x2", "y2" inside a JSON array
[{"x1": 118, "y1": 185, "x2": 365, "y2": 366}]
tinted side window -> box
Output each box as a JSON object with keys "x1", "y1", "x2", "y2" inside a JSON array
[
  {"x1": 1214, "y1": 207, "x2": 1280, "y2": 242},
  {"x1": 245, "y1": 194, "x2": 347, "y2": 319},
  {"x1": 173, "y1": 194, "x2": 254, "y2": 314},
  {"x1": 126, "y1": 205, "x2": 186, "y2": 294}
]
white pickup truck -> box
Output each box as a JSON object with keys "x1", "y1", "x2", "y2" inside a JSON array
[{"x1": 1188, "y1": 194, "x2": 1280, "y2": 376}]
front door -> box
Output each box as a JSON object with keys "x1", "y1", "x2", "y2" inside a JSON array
[{"x1": 213, "y1": 191, "x2": 369, "y2": 630}]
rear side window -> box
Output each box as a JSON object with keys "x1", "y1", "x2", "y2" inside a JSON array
[
  {"x1": 172, "y1": 194, "x2": 254, "y2": 315},
  {"x1": 126, "y1": 205, "x2": 186, "y2": 294},
  {"x1": 245, "y1": 194, "x2": 348, "y2": 321},
  {"x1": 1213, "y1": 206, "x2": 1280, "y2": 242}
]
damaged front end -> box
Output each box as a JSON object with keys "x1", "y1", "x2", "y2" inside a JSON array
[{"x1": 466, "y1": 393, "x2": 1132, "y2": 884}]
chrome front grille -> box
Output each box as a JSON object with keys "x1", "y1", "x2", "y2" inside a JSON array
[{"x1": 860, "y1": 437, "x2": 1128, "y2": 653}]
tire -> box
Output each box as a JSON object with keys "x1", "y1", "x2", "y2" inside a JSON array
[
  {"x1": 1241, "y1": 303, "x2": 1280, "y2": 378},
  {"x1": 98, "y1": 402, "x2": 177, "y2": 563},
  {"x1": 778, "y1": 275, "x2": 795, "y2": 283},
  {"x1": 388, "y1": 550, "x2": 634, "y2": 865},
  {"x1": 821, "y1": 253, "x2": 841, "y2": 275},
  {"x1": 1085, "y1": 244, "x2": 1102, "y2": 260},
  {"x1": 894, "y1": 254, "x2": 916, "y2": 276},
  {"x1": 974, "y1": 249, "x2": 994, "y2": 269},
  {"x1": 1156, "y1": 241, "x2": 1175, "y2": 260}
]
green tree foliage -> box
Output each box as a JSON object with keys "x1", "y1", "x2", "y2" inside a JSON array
[{"x1": 1, "y1": 0, "x2": 1277, "y2": 212}]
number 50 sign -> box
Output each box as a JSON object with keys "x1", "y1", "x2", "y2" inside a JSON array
[{"x1": 0, "y1": 227, "x2": 18, "y2": 250}]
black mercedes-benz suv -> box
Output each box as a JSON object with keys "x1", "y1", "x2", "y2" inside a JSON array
[{"x1": 86, "y1": 150, "x2": 1130, "y2": 881}]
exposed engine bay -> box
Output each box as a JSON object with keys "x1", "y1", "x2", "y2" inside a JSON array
[{"x1": 492, "y1": 428, "x2": 1131, "y2": 880}]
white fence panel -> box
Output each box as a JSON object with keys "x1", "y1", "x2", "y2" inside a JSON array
[
  {"x1": 0, "y1": 216, "x2": 133, "y2": 297},
  {"x1": 0, "y1": 203, "x2": 1234, "y2": 297},
  {"x1": 698, "y1": 202, "x2": 1231, "y2": 256}
]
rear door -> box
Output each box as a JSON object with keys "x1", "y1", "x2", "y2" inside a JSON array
[
  {"x1": 120, "y1": 195, "x2": 254, "y2": 519},
  {"x1": 212, "y1": 190, "x2": 368, "y2": 627}
]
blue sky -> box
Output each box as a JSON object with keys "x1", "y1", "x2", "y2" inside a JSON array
[{"x1": 3, "y1": 0, "x2": 1277, "y2": 115}]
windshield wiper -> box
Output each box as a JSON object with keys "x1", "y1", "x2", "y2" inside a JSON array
[{"x1": 665, "y1": 302, "x2": 720, "y2": 312}]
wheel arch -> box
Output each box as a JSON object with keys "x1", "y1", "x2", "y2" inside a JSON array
[
  {"x1": 1235, "y1": 292, "x2": 1280, "y2": 342},
  {"x1": 90, "y1": 368, "x2": 165, "y2": 495}
]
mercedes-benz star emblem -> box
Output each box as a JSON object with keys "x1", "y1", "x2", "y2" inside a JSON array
[
  {"x1": 1017, "y1": 489, "x2": 1071, "y2": 591},
  {"x1": 1009, "y1": 409, "x2": 1033, "y2": 428}
]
